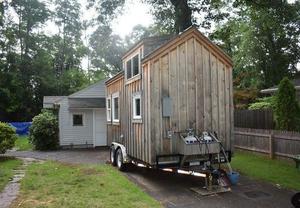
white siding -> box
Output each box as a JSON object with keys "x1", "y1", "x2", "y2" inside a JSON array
[{"x1": 59, "y1": 98, "x2": 94, "y2": 146}]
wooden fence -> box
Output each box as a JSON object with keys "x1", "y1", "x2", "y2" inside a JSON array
[
  {"x1": 234, "y1": 109, "x2": 274, "y2": 129},
  {"x1": 234, "y1": 128, "x2": 300, "y2": 159}
]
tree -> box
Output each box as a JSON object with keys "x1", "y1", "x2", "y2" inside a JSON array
[
  {"x1": 212, "y1": 0, "x2": 300, "y2": 89},
  {"x1": 53, "y1": 0, "x2": 87, "y2": 75},
  {"x1": 89, "y1": 24, "x2": 125, "y2": 74},
  {"x1": 88, "y1": 0, "x2": 228, "y2": 33},
  {"x1": 274, "y1": 77, "x2": 300, "y2": 131}
]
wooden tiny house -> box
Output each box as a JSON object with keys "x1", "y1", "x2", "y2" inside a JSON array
[{"x1": 106, "y1": 27, "x2": 234, "y2": 166}]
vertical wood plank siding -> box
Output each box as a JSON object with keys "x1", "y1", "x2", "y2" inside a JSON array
[
  {"x1": 107, "y1": 32, "x2": 234, "y2": 165},
  {"x1": 145, "y1": 35, "x2": 233, "y2": 163}
]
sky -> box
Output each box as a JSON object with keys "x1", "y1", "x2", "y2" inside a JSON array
[{"x1": 79, "y1": 0, "x2": 153, "y2": 38}]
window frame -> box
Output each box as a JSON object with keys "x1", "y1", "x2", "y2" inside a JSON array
[
  {"x1": 72, "y1": 114, "x2": 84, "y2": 126},
  {"x1": 132, "y1": 92, "x2": 142, "y2": 120},
  {"x1": 106, "y1": 97, "x2": 111, "y2": 122},
  {"x1": 112, "y1": 92, "x2": 120, "y2": 123},
  {"x1": 125, "y1": 52, "x2": 140, "y2": 80}
]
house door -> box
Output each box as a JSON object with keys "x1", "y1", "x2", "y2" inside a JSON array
[{"x1": 93, "y1": 109, "x2": 107, "y2": 146}]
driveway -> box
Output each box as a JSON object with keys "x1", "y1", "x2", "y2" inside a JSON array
[
  {"x1": 5, "y1": 148, "x2": 110, "y2": 165},
  {"x1": 5, "y1": 149, "x2": 296, "y2": 208}
]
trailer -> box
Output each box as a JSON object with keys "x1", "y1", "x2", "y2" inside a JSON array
[{"x1": 105, "y1": 26, "x2": 234, "y2": 190}]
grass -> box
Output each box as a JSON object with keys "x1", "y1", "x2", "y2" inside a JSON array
[
  {"x1": 14, "y1": 136, "x2": 33, "y2": 151},
  {"x1": 12, "y1": 161, "x2": 161, "y2": 208},
  {"x1": 231, "y1": 151, "x2": 300, "y2": 191},
  {"x1": 0, "y1": 157, "x2": 22, "y2": 191}
]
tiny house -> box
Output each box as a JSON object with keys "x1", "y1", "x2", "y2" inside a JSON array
[{"x1": 106, "y1": 27, "x2": 234, "y2": 171}]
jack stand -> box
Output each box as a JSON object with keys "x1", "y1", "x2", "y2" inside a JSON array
[{"x1": 190, "y1": 173, "x2": 231, "y2": 196}]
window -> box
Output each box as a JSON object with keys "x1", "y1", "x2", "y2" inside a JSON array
[
  {"x1": 126, "y1": 54, "x2": 140, "y2": 79},
  {"x1": 133, "y1": 93, "x2": 141, "y2": 120},
  {"x1": 132, "y1": 55, "x2": 139, "y2": 76},
  {"x1": 112, "y1": 93, "x2": 119, "y2": 122},
  {"x1": 73, "y1": 114, "x2": 83, "y2": 126},
  {"x1": 126, "y1": 60, "x2": 132, "y2": 79},
  {"x1": 106, "y1": 98, "x2": 111, "y2": 121}
]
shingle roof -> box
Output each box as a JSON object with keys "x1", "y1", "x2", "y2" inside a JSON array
[
  {"x1": 68, "y1": 98, "x2": 105, "y2": 108},
  {"x1": 43, "y1": 96, "x2": 67, "y2": 105},
  {"x1": 122, "y1": 34, "x2": 175, "y2": 60},
  {"x1": 69, "y1": 80, "x2": 106, "y2": 98},
  {"x1": 261, "y1": 78, "x2": 300, "y2": 94}
]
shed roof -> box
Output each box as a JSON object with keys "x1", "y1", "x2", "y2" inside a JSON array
[
  {"x1": 68, "y1": 98, "x2": 105, "y2": 109},
  {"x1": 69, "y1": 80, "x2": 106, "y2": 98},
  {"x1": 261, "y1": 78, "x2": 300, "y2": 94},
  {"x1": 43, "y1": 96, "x2": 67, "y2": 105}
]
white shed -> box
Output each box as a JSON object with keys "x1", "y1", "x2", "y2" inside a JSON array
[{"x1": 43, "y1": 80, "x2": 107, "y2": 148}]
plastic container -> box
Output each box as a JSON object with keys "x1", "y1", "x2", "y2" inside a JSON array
[{"x1": 227, "y1": 171, "x2": 240, "y2": 185}]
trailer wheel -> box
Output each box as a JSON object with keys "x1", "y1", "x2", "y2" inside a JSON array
[
  {"x1": 110, "y1": 147, "x2": 116, "y2": 166},
  {"x1": 116, "y1": 148, "x2": 127, "y2": 171}
]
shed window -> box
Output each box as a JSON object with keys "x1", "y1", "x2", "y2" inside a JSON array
[
  {"x1": 133, "y1": 93, "x2": 141, "y2": 120},
  {"x1": 106, "y1": 98, "x2": 111, "y2": 121},
  {"x1": 73, "y1": 114, "x2": 83, "y2": 126},
  {"x1": 112, "y1": 93, "x2": 119, "y2": 123},
  {"x1": 126, "y1": 54, "x2": 140, "y2": 79}
]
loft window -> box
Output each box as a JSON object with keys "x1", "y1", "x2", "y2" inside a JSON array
[
  {"x1": 73, "y1": 114, "x2": 83, "y2": 126},
  {"x1": 126, "y1": 54, "x2": 140, "y2": 79},
  {"x1": 126, "y1": 60, "x2": 132, "y2": 79},
  {"x1": 132, "y1": 55, "x2": 139, "y2": 76},
  {"x1": 133, "y1": 93, "x2": 141, "y2": 120},
  {"x1": 112, "y1": 92, "x2": 119, "y2": 123},
  {"x1": 106, "y1": 97, "x2": 111, "y2": 121}
]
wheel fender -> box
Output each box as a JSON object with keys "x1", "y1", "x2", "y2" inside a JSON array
[{"x1": 111, "y1": 142, "x2": 129, "y2": 163}]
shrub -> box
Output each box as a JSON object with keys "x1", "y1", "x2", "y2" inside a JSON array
[
  {"x1": 248, "y1": 96, "x2": 275, "y2": 110},
  {"x1": 29, "y1": 111, "x2": 59, "y2": 150},
  {"x1": 274, "y1": 77, "x2": 300, "y2": 131},
  {"x1": 0, "y1": 122, "x2": 17, "y2": 153}
]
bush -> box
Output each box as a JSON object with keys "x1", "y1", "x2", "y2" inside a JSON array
[
  {"x1": 248, "y1": 96, "x2": 275, "y2": 110},
  {"x1": 29, "y1": 111, "x2": 59, "y2": 150},
  {"x1": 274, "y1": 77, "x2": 300, "y2": 131},
  {"x1": 0, "y1": 122, "x2": 17, "y2": 153}
]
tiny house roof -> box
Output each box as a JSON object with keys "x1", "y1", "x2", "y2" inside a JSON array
[
  {"x1": 106, "y1": 26, "x2": 233, "y2": 85},
  {"x1": 142, "y1": 26, "x2": 232, "y2": 66}
]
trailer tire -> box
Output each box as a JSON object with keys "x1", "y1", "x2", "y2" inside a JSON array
[
  {"x1": 110, "y1": 146, "x2": 116, "y2": 166},
  {"x1": 116, "y1": 148, "x2": 127, "y2": 171}
]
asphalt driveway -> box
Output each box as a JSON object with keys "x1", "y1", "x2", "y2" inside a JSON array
[{"x1": 5, "y1": 149, "x2": 296, "y2": 208}]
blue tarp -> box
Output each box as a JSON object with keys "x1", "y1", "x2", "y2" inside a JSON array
[{"x1": 9, "y1": 122, "x2": 32, "y2": 135}]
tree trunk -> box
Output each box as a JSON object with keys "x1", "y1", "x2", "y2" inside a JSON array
[{"x1": 170, "y1": 0, "x2": 192, "y2": 33}]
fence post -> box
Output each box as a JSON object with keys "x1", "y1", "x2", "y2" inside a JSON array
[{"x1": 269, "y1": 133, "x2": 274, "y2": 159}]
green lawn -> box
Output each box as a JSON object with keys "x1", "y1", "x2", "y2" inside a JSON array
[
  {"x1": 231, "y1": 151, "x2": 300, "y2": 191},
  {"x1": 12, "y1": 161, "x2": 161, "y2": 208},
  {"x1": 0, "y1": 157, "x2": 22, "y2": 191},
  {"x1": 14, "y1": 136, "x2": 33, "y2": 151}
]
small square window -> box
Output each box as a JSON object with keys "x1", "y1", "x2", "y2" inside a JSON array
[{"x1": 73, "y1": 114, "x2": 83, "y2": 126}]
